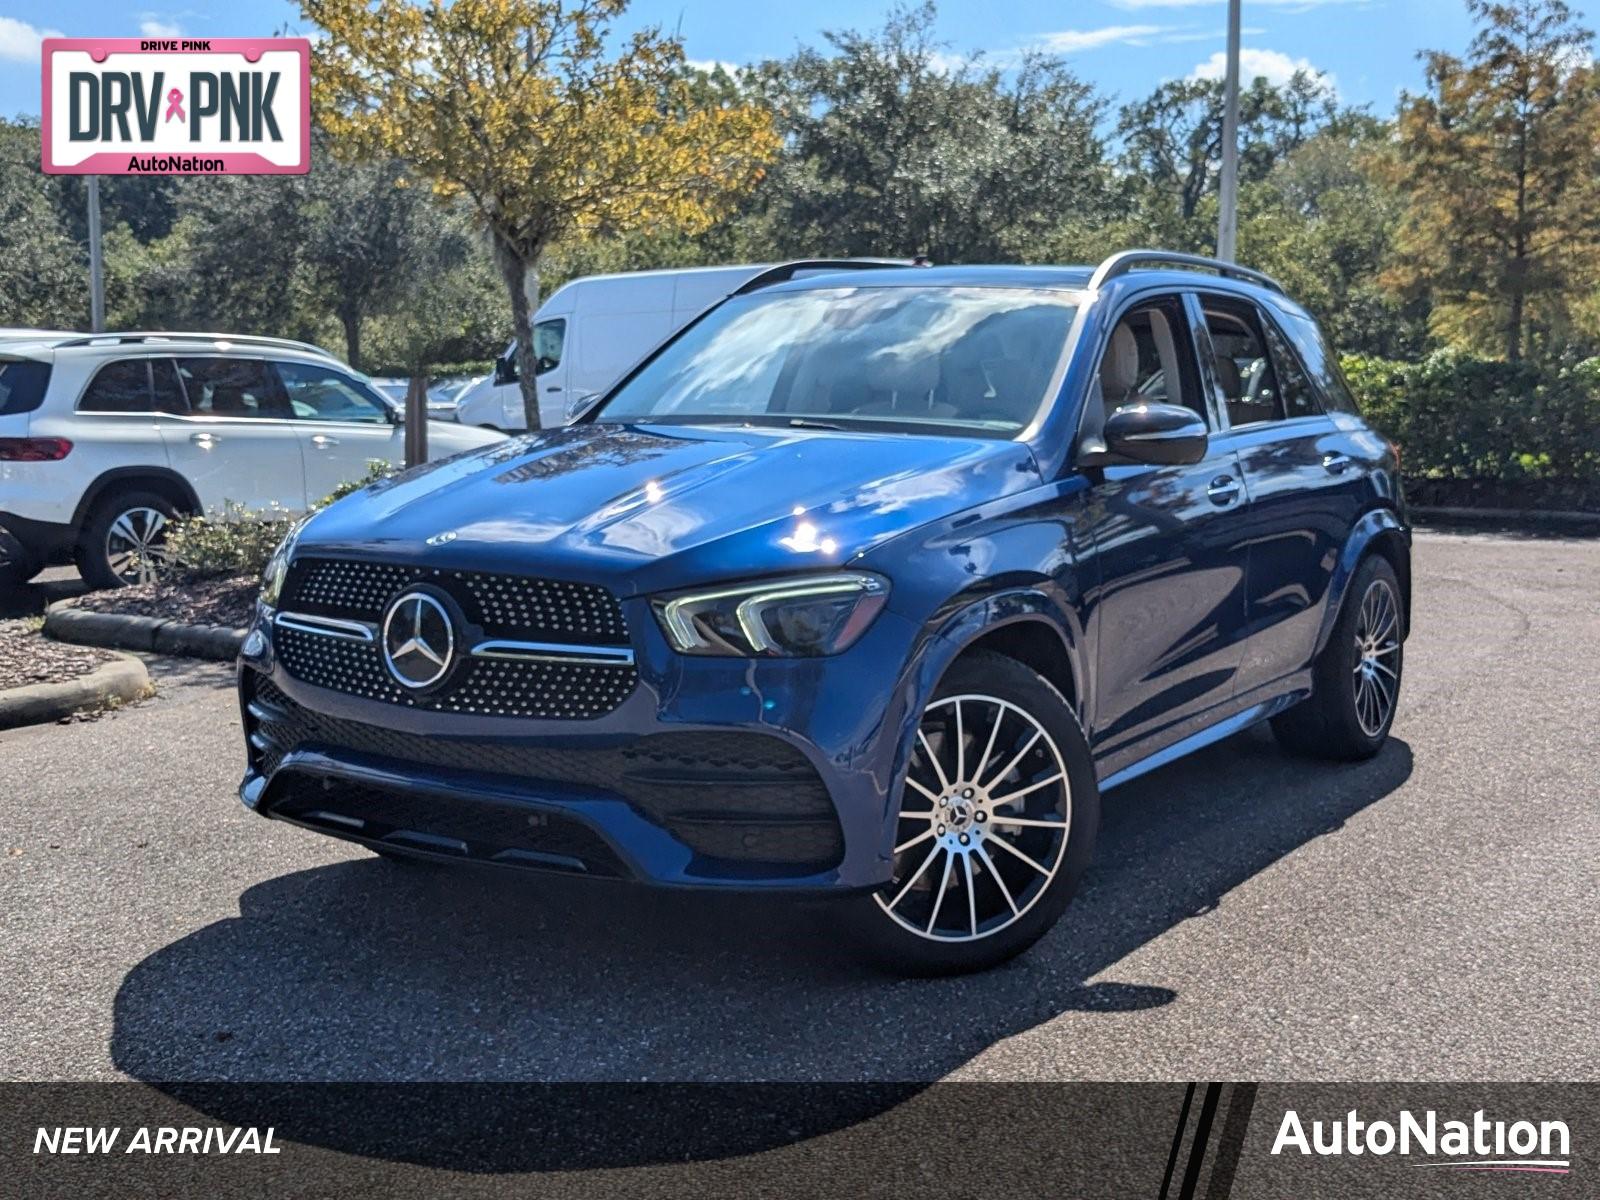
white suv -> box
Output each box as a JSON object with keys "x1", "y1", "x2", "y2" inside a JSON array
[{"x1": 0, "y1": 332, "x2": 505, "y2": 588}]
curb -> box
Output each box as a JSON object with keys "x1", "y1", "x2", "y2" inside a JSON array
[
  {"x1": 0, "y1": 653, "x2": 152, "y2": 730},
  {"x1": 43, "y1": 603, "x2": 246, "y2": 661},
  {"x1": 1410, "y1": 505, "x2": 1600, "y2": 527}
]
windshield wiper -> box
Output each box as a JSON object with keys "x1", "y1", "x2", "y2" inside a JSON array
[{"x1": 786, "y1": 417, "x2": 848, "y2": 431}]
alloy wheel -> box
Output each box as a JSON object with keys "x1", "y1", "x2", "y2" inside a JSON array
[
  {"x1": 875, "y1": 693, "x2": 1072, "y2": 942},
  {"x1": 1352, "y1": 577, "x2": 1401, "y2": 736},
  {"x1": 104, "y1": 506, "x2": 170, "y2": 585}
]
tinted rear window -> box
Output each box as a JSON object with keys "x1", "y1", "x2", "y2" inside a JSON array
[
  {"x1": 1281, "y1": 312, "x2": 1360, "y2": 415},
  {"x1": 79, "y1": 360, "x2": 155, "y2": 413},
  {"x1": 0, "y1": 360, "x2": 52, "y2": 416}
]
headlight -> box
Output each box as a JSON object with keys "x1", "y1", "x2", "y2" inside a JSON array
[
  {"x1": 258, "y1": 522, "x2": 304, "y2": 609},
  {"x1": 654, "y1": 572, "x2": 889, "y2": 657}
]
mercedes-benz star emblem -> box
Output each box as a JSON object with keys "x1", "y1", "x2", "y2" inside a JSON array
[{"x1": 381, "y1": 591, "x2": 455, "y2": 689}]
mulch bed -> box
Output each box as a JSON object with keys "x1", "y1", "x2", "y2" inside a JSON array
[
  {"x1": 66, "y1": 573, "x2": 258, "y2": 630},
  {"x1": 0, "y1": 620, "x2": 117, "y2": 692}
]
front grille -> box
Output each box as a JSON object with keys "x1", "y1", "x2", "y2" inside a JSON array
[
  {"x1": 268, "y1": 773, "x2": 628, "y2": 877},
  {"x1": 273, "y1": 556, "x2": 635, "y2": 720},
  {"x1": 282, "y1": 557, "x2": 628, "y2": 642},
  {"x1": 244, "y1": 674, "x2": 842, "y2": 871}
]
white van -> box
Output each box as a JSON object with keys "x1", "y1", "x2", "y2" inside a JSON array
[{"x1": 454, "y1": 260, "x2": 914, "y2": 431}]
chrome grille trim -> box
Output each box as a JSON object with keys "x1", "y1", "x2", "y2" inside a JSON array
[
  {"x1": 471, "y1": 639, "x2": 636, "y2": 666},
  {"x1": 274, "y1": 612, "x2": 377, "y2": 642}
]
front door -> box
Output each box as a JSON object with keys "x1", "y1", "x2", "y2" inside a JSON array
[
  {"x1": 274, "y1": 360, "x2": 404, "y2": 501},
  {"x1": 1080, "y1": 294, "x2": 1252, "y2": 767},
  {"x1": 157, "y1": 356, "x2": 307, "y2": 515}
]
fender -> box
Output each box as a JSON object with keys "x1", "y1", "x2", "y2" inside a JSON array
[
  {"x1": 1313, "y1": 506, "x2": 1411, "y2": 657},
  {"x1": 71, "y1": 466, "x2": 203, "y2": 528},
  {"x1": 872, "y1": 587, "x2": 1088, "y2": 863}
]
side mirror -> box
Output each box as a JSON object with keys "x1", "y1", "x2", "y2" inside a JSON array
[
  {"x1": 493, "y1": 354, "x2": 517, "y2": 386},
  {"x1": 1081, "y1": 402, "x2": 1208, "y2": 467}
]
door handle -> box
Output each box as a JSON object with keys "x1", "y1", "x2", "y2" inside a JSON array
[
  {"x1": 190, "y1": 432, "x2": 218, "y2": 447},
  {"x1": 311, "y1": 434, "x2": 340, "y2": 449},
  {"x1": 1206, "y1": 475, "x2": 1241, "y2": 505},
  {"x1": 1322, "y1": 452, "x2": 1352, "y2": 474},
  {"x1": 544, "y1": 385, "x2": 563, "y2": 393}
]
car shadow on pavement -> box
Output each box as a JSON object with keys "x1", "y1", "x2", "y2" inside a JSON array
[{"x1": 108, "y1": 724, "x2": 1412, "y2": 1168}]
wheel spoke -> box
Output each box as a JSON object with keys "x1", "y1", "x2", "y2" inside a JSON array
[
  {"x1": 988, "y1": 831, "x2": 1051, "y2": 876},
  {"x1": 897, "y1": 808, "x2": 935, "y2": 822},
  {"x1": 1370, "y1": 658, "x2": 1398, "y2": 680},
  {"x1": 961, "y1": 853, "x2": 978, "y2": 937},
  {"x1": 894, "y1": 828, "x2": 934, "y2": 855},
  {"x1": 918, "y1": 729, "x2": 951, "y2": 793},
  {"x1": 975, "y1": 843, "x2": 1018, "y2": 915},
  {"x1": 982, "y1": 729, "x2": 1041, "y2": 790},
  {"x1": 925, "y1": 851, "x2": 954, "y2": 934},
  {"x1": 988, "y1": 815, "x2": 1067, "y2": 829},
  {"x1": 887, "y1": 844, "x2": 942, "y2": 912},
  {"x1": 110, "y1": 515, "x2": 138, "y2": 544},
  {"x1": 972, "y1": 703, "x2": 1005, "y2": 789},
  {"x1": 905, "y1": 775, "x2": 940, "y2": 804},
  {"x1": 954, "y1": 699, "x2": 965, "y2": 784},
  {"x1": 989, "y1": 771, "x2": 1064, "y2": 809}
]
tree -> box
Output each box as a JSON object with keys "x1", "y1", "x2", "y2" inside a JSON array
[
  {"x1": 299, "y1": 144, "x2": 433, "y2": 371},
  {"x1": 1387, "y1": 0, "x2": 1600, "y2": 362},
  {"x1": 751, "y1": 2, "x2": 1111, "y2": 263},
  {"x1": 304, "y1": 0, "x2": 779, "y2": 428},
  {"x1": 0, "y1": 119, "x2": 88, "y2": 329}
]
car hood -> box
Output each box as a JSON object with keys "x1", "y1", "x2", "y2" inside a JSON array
[{"x1": 295, "y1": 422, "x2": 1042, "y2": 595}]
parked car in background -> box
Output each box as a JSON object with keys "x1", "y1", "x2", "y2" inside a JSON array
[
  {"x1": 368, "y1": 377, "x2": 411, "y2": 405},
  {"x1": 453, "y1": 260, "x2": 912, "y2": 431},
  {"x1": 0, "y1": 332, "x2": 504, "y2": 589},
  {"x1": 425, "y1": 375, "x2": 480, "y2": 422},
  {"x1": 238, "y1": 253, "x2": 1409, "y2": 974}
]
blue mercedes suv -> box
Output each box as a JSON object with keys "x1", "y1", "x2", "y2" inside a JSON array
[{"x1": 238, "y1": 252, "x2": 1410, "y2": 973}]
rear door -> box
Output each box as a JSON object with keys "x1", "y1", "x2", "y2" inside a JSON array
[
  {"x1": 1194, "y1": 292, "x2": 1365, "y2": 693},
  {"x1": 1083, "y1": 291, "x2": 1253, "y2": 763},
  {"x1": 275, "y1": 360, "x2": 403, "y2": 501},
  {"x1": 158, "y1": 356, "x2": 307, "y2": 515}
]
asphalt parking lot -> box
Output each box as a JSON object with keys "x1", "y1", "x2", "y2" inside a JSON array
[{"x1": 1, "y1": 529, "x2": 1596, "y2": 1084}]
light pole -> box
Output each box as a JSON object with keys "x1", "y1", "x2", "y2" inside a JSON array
[
  {"x1": 1216, "y1": 0, "x2": 1242, "y2": 262},
  {"x1": 86, "y1": 176, "x2": 106, "y2": 332}
]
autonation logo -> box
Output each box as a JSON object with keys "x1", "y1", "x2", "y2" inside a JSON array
[{"x1": 1273, "y1": 1108, "x2": 1571, "y2": 1175}]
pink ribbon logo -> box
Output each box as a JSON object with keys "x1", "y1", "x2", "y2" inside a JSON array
[{"x1": 164, "y1": 88, "x2": 185, "y2": 123}]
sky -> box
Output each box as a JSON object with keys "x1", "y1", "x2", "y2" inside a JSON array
[{"x1": 1, "y1": 0, "x2": 1593, "y2": 126}]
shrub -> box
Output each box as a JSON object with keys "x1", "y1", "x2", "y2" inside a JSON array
[{"x1": 1340, "y1": 351, "x2": 1600, "y2": 488}]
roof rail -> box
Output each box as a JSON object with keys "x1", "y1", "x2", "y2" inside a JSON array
[
  {"x1": 1088, "y1": 250, "x2": 1285, "y2": 295},
  {"x1": 732, "y1": 258, "x2": 923, "y2": 295},
  {"x1": 53, "y1": 331, "x2": 342, "y2": 358}
]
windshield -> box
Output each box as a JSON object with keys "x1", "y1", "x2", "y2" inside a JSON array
[{"x1": 593, "y1": 286, "x2": 1078, "y2": 437}]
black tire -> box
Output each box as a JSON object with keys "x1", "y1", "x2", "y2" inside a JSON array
[
  {"x1": 843, "y1": 651, "x2": 1099, "y2": 976},
  {"x1": 0, "y1": 549, "x2": 44, "y2": 588},
  {"x1": 77, "y1": 490, "x2": 179, "y2": 590},
  {"x1": 1271, "y1": 554, "x2": 1404, "y2": 761}
]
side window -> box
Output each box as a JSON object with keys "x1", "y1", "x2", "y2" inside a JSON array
[
  {"x1": 1282, "y1": 312, "x2": 1361, "y2": 414},
  {"x1": 150, "y1": 358, "x2": 188, "y2": 414},
  {"x1": 276, "y1": 362, "x2": 390, "y2": 424},
  {"x1": 174, "y1": 358, "x2": 291, "y2": 419},
  {"x1": 1201, "y1": 299, "x2": 1283, "y2": 428},
  {"x1": 78, "y1": 360, "x2": 153, "y2": 413},
  {"x1": 1259, "y1": 316, "x2": 1321, "y2": 419},
  {"x1": 534, "y1": 319, "x2": 565, "y2": 374},
  {"x1": 0, "y1": 360, "x2": 52, "y2": 416},
  {"x1": 1092, "y1": 295, "x2": 1207, "y2": 435}
]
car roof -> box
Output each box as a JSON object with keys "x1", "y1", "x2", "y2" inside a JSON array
[
  {"x1": 0, "y1": 331, "x2": 343, "y2": 362},
  {"x1": 757, "y1": 262, "x2": 1309, "y2": 315}
]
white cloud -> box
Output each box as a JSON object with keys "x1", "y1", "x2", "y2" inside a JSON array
[
  {"x1": 684, "y1": 58, "x2": 740, "y2": 75},
  {"x1": 1190, "y1": 47, "x2": 1334, "y2": 89},
  {"x1": 0, "y1": 16, "x2": 63, "y2": 62},
  {"x1": 1037, "y1": 25, "x2": 1168, "y2": 53},
  {"x1": 140, "y1": 18, "x2": 183, "y2": 38}
]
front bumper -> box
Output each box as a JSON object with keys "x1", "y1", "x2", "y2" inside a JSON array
[{"x1": 237, "y1": 599, "x2": 926, "y2": 893}]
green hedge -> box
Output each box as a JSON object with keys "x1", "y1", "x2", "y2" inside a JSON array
[{"x1": 1340, "y1": 351, "x2": 1600, "y2": 507}]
